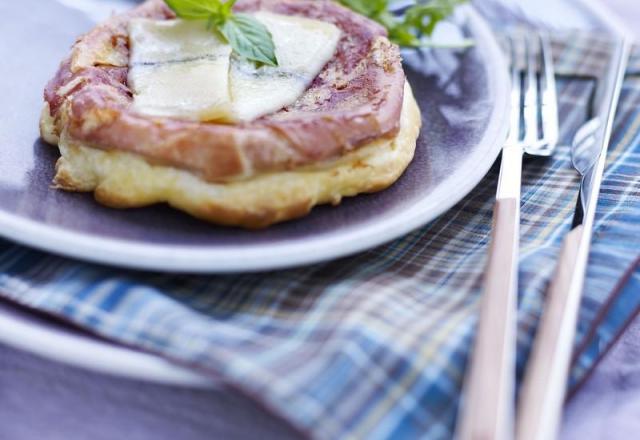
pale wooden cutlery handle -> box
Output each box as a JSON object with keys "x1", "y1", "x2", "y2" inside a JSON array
[
  {"x1": 517, "y1": 225, "x2": 584, "y2": 440},
  {"x1": 457, "y1": 197, "x2": 519, "y2": 440}
]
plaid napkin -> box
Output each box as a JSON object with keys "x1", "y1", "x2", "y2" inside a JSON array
[{"x1": 1, "y1": 33, "x2": 640, "y2": 440}]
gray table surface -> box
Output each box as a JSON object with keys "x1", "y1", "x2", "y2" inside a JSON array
[
  {"x1": 2, "y1": 312, "x2": 640, "y2": 440},
  {"x1": 1, "y1": 1, "x2": 639, "y2": 439}
]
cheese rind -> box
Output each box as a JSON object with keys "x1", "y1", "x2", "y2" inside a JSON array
[{"x1": 127, "y1": 13, "x2": 341, "y2": 122}]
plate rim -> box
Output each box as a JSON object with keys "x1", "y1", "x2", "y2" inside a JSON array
[
  {"x1": 0, "y1": 5, "x2": 510, "y2": 274},
  {"x1": 0, "y1": 299, "x2": 214, "y2": 388}
]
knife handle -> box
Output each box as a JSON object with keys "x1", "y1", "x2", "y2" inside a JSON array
[
  {"x1": 457, "y1": 197, "x2": 519, "y2": 440},
  {"x1": 517, "y1": 225, "x2": 584, "y2": 440}
]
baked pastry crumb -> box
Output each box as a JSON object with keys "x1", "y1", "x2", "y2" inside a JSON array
[{"x1": 42, "y1": 83, "x2": 420, "y2": 228}]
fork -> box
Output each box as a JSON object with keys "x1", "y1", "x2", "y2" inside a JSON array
[{"x1": 456, "y1": 31, "x2": 559, "y2": 440}]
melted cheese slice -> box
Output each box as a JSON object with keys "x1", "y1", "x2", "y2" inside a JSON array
[
  {"x1": 127, "y1": 13, "x2": 341, "y2": 122},
  {"x1": 128, "y1": 19, "x2": 233, "y2": 121},
  {"x1": 229, "y1": 12, "x2": 341, "y2": 121}
]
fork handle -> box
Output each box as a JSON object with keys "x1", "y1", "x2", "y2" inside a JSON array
[
  {"x1": 457, "y1": 148, "x2": 522, "y2": 440},
  {"x1": 517, "y1": 225, "x2": 584, "y2": 440},
  {"x1": 457, "y1": 198, "x2": 519, "y2": 440}
]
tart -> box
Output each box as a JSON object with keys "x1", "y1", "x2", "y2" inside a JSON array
[{"x1": 41, "y1": 0, "x2": 421, "y2": 228}]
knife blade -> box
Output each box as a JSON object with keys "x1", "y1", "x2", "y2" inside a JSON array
[
  {"x1": 569, "y1": 117, "x2": 600, "y2": 228},
  {"x1": 516, "y1": 34, "x2": 632, "y2": 440}
]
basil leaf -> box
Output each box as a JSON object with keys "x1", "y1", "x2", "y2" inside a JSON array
[
  {"x1": 220, "y1": 13, "x2": 278, "y2": 67},
  {"x1": 404, "y1": 0, "x2": 466, "y2": 36},
  {"x1": 164, "y1": 0, "x2": 277, "y2": 66},
  {"x1": 164, "y1": 0, "x2": 222, "y2": 19},
  {"x1": 338, "y1": 0, "x2": 388, "y2": 17},
  {"x1": 219, "y1": 0, "x2": 236, "y2": 19},
  {"x1": 339, "y1": 0, "x2": 470, "y2": 48}
]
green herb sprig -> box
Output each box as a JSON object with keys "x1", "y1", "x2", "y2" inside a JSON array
[
  {"x1": 164, "y1": 0, "x2": 278, "y2": 66},
  {"x1": 338, "y1": 0, "x2": 472, "y2": 48}
]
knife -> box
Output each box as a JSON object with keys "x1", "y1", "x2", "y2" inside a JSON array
[{"x1": 516, "y1": 35, "x2": 632, "y2": 440}]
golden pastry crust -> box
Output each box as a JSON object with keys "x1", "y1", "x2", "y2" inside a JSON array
[{"x1": 42, "y1": 83, "x2": 421, "y2": 228}]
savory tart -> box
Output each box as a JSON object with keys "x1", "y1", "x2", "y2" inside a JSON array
[{"x1": 40, "y1": 0, "x2": 421, "y2": 228}]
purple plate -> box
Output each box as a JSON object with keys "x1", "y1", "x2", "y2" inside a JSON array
[{"x1": 0, "y1": 0, "x2": 509, "y2": 273}]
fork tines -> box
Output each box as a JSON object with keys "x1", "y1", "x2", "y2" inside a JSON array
[{"x1": 506, "y1": 31, "x2": 559, "y2": 156}]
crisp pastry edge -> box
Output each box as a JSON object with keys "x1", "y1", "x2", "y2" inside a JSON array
[{"x1": 40, "y1": 82, "x2": 421, "y2": 229}]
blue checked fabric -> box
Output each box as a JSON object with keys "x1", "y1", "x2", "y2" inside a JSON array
[{"x1": 1, "y1": 34, "x2": 640, "y2": 440}]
